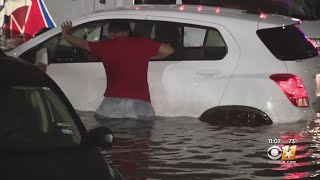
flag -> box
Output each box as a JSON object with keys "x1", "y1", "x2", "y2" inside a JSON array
[{"x1": 4, "y1": 0, "x2": 56, "y2": 36}]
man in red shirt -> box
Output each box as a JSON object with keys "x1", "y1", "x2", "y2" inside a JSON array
[{"x1": 61, "y1": 21, "x2": 174, "y2": 120}]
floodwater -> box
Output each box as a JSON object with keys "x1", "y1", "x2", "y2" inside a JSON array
[{"x1": 79, "y1": 111, "x2": 320, "y2": 180}]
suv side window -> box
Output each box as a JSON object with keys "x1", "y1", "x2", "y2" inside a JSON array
[
  {"x1": 20, "y1": 19, "x2": 227, "y2": 63},
  {"x1": 183, "y1": 24, "x2": 227, "y2": 60},
  {"x1": 181, "y1": 24, "x2": 227, "y2": 60},
  {"x1": 20, "y1": 23, "x2": 105, "y2": 64},
  {"x1": 184, "y1": 26, "x2": 206, "y2": 47},
  {"x1": 133, "y1": 20, "x2": 228, "y2": 61}
]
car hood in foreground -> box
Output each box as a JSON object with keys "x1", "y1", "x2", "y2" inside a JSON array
[{"x1": 0, "y1": 146, "x2": 114, "y2": 180}]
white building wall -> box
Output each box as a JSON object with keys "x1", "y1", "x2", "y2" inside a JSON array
[
  {"x1": 0, "y1": 0, "x2": 135, "y2": 31},
  {"x1": 0, "y1": 0, "x2": 135, "y2": 36},
  {"x1": 43, "y1": 0, "x2": 136, "y2": 26},
  {"x1": 116, "y1": 0, "x2": 134, "y2": 7}
]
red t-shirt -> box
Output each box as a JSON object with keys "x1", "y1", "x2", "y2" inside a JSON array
[{"x1": 88, "y1": 37, "x2": 161, "y2": 102}]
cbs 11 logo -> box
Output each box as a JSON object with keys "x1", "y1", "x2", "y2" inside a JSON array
[{"x1": 267, "y1": 145, "x2": 297, "y2": 161}]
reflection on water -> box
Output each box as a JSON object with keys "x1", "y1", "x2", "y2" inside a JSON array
[{"x1": 79, "y1": 111, "x2": 320, "y2": 180}]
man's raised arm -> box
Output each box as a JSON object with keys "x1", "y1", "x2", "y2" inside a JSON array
[{"x1": 61, "y1": 21, "x2": 91, "y2": 52}]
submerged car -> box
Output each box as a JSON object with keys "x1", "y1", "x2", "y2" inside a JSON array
[
  {"x1": 6, "y1": 5, "x2": 320, "y2": 123},
  {"x1": 0, "y1": 56, "x2": 123, "y2": 180}
]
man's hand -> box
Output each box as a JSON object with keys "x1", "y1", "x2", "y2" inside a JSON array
[
  {"x1": 61, "y1": 21, "x2": 73, "y2": 37},
  {"x1": 150, "y1": 44, "x2": 174, "y2": 59},
  {"x1": 60, "y1": 21, "x2": 91, "y2": 52}
]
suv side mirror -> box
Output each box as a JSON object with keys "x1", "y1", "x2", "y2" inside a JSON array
[
  {"x1": 35, "y1": 48, "x2": 48, "y2": 72},
  {"x1": 88, "y1": 126, "x2": 113, "y2": 148}
]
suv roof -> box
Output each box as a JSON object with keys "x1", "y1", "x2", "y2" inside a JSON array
[{"x1": 89, "y1": 4, "x2": 298, "y2": 29}]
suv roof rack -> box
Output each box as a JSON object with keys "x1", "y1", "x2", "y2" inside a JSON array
[
  {"x1": 132, "y1": 1, "x2": 267, "y2": 15},
  {"x1": 133, "y1": 0, "x2": 182, "y2": 5}
]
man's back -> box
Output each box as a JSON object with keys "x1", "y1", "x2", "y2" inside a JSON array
[
  {"x1": 88, "y1": 37, "x2": 161, "y2": 102},
  {"x1": 61, "y1": 21, "x2": 173, "y2": 120}
]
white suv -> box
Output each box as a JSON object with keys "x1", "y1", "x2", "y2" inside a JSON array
[{"x1": 6, "y1": 5, "x2": 320, "y2": 123}]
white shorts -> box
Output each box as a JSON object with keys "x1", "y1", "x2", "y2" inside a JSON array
[{"x1": 94, "y1": 97, "x2": 155, "y2": 120}]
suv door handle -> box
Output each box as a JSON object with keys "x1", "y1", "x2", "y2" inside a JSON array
[{"x1": 197, "y1": 70, "x2": 221, "y2": 76}]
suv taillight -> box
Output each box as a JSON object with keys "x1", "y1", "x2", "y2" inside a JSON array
[{"x1": 270, "y1": 74, "x2": 309, "y2": 107}]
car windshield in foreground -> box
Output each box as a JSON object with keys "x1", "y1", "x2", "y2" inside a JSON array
[
  {"x1": 257, "y1": 25, "x2": 318, "y2": 61},
  {"x1": 0, "y1": 86, "x2": 81, "y2": 151}
]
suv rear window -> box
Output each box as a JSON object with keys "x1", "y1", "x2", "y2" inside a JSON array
[{"x1": 257, "y1": 25, "x2": 318, "y2": 61}]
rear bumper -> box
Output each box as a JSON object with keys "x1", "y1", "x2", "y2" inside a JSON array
[{"x1": 262, "y1": 101, "x2": 317, "y2": 123}]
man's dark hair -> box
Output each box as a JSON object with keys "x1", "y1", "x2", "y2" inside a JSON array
[{"x1": 108, "y1": 22, "x2": 131, "y2": 33}]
